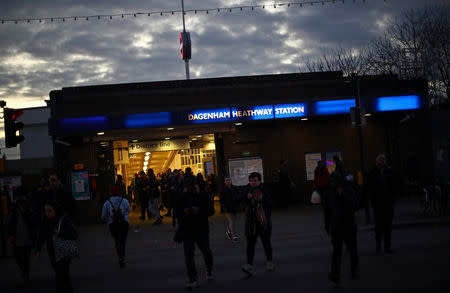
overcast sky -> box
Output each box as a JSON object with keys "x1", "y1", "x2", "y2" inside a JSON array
[{"x1": 0, "y1": 0, "x2": 447, "y2": 110}]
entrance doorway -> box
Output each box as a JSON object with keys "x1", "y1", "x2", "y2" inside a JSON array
[{"x1": 112, "y1": 134, "x2": 217, "y2": 223}]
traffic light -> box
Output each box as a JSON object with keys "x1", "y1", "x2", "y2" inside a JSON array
[
  {"x1": 179, "y1": 31, "x2": 191, "y2": 60},
  {"x1": 4, "y1": 108, "x2": 24, "y2": 148}
]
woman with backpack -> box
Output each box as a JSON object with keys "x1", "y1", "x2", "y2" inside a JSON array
[
  {"x1": 35, "y1": 200, "x2": 78, "y2": 293},
  {"x1": 102, "y1": 186, "x2": 131, "y2": 268}
]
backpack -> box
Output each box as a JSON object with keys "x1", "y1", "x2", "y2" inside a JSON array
[{"x1": 109, "y1": 198, "x2": 125, "y2": 224}]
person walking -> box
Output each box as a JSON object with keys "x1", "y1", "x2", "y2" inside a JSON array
[
  {"x1": 115, "y1": 175, "x2": 127, "y2": 198},
  {"x1": 175, "y1": 179, "x2": 214, "y2": 288},
  {"x1": 241, "y1": 172, "x2": 274, "y2": 276},
  {"x1": 314, "y1": 160, "x2": 330, "y2": 232},
  {"x1": 196, "y1": 173, "x2": 207, "y2": 193},
  {"x1": 102, "y1": 186, "x2": 131, "y2": 268},
  {"x1": 147, "y1": 169, "x2": 162, "y2": 225},
  {"x1": 220, "y1": 177, "x2": 240, "y2": 242},
  {"x1": 7, "y1": 197, "x2": 35, "y2": 285},
  {"x1": 137, "y1": 171, "x2": 151, "y2": 221},
  {"x1": 326, "y1": 172, "x2": 359, "y2": 285},
  {"x1": 30, "y1": 176, "x2": 49, "y2": 228},
  {"x1": 48, "y1": 174, "x2": 78, "y2": 217},
  {"x1": 367, "y1": 154, "x2": 400, "y2": 254},
  {"x1": 35, "y1": 201, "x2": 78, "y2": 293}
]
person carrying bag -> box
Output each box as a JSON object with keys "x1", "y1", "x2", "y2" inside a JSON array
[{"x1": 36, "y1": 201, "x2": 78, "y2": 293}]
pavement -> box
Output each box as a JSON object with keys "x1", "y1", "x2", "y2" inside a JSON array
[{"x1": 1, "y1": 198, "x2": 449, "y2": 292}]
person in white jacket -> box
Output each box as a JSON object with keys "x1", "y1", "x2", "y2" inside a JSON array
[{"x1": 102, "y1": 186, "x2": 131, "y2": 268}]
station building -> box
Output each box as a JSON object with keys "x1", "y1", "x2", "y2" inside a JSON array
[{"x1": 48, "y1": 71, "x2": 431, "y2": 223}]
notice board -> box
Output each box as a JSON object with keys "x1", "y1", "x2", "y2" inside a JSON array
[
  {"x1": 305, "y1": 153, "x2": 322, "y2": 181},
  {"x1": 228, "y1": 157, "x2": 264, "y2": 186},
  {"x1": 71, "y1": 171, "x2": 91, "y2": 200}
]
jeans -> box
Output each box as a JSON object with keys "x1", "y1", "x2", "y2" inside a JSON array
[
  {"x1": 13, "y1": 245, "x2": 32, "y2": 277},
  {"x1": 109, "y1": 222, "x2": 129, "y2": 260},
  {"x1": 149, "y1": 198, "x2": 161, "y2": 220},
  {"x1": 317, "y1": 186, "x2": 330, "y2": 232},
  {"x1": 225, "y1": 213, "x2": 237, "y2": 236},
  {"x1": 373, "y1": 206, "x2": 394, "y2": 250},
  {"x1": 183, "y1": 234, "x2": 214, "y2": 282},
  {"x1": 48, "y1": 242, "x2": 73, "y2": 293},
  {"x1": 331, "y1": 229, "x2": 358, "y2": 276},
  {"x1": 246, "y1": 232, "x2": 273, "y2": 265}
]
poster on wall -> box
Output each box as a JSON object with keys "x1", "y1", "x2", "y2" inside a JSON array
[
  {"x1": 228, "y1": 157, "x2": 264, "y2": 186},
  {"x1": 305, "y1": 153, "x2": 323, "y2": 181},
  {"x1": 326, "y1": 151, "x2": 342, "y2": 174},
  {"x1": 0, "y1": 176, "x2": 22, "y2": 202},
  {"x1": 71, "y1": 171, "x2": 91, "y2": 200}
]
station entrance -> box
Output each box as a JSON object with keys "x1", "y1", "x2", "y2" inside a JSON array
[
  {"x1": 110, "y1": 133, "x2": 217, "y2": 223},
  {"x1": 113, "y1": 133, "x2": 217, "y2": 187}
]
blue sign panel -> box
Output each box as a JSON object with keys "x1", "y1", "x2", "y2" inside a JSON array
[
  {"x1": 125, "y1": 112, "x2": 171, "y2": 128},
  {"x1": 232, "y1": 105, "x2": 274, "y2": 121},
  {"x1": 60, "y1": 116, "x2": 107, "y2": 131},
  {"x1": 186, "y1": 108, "x2": 231, "y2": 124},
  {"x1": 274, "y1": 103, "x2": 307, "y2": 118},
  {"x1": 314, "y1": 99, "x2": 356, "y2": 115},
  {"x1": 376, "y1": 95, "x2": 420, "y2": 112}
]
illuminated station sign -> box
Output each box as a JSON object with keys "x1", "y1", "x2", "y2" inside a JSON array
[{"x1": 53, "y1": 95, "x2": 423, "y2": 134}]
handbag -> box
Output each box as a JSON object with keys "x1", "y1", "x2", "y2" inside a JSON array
[
  {"x1": 52, "y1": 217, "x2": 79, "y2": 262},
  {"x1": 311, "y1": 190, "x2": 321, "y2": 204}
]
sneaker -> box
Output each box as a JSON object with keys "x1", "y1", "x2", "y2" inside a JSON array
[
  {"x1": 206, "y1": 272, "x2": 216, "y2": 281},
  {"x1": 153, "y1": 218, "x2": 162, "y2": 225},
  {"x1": 242, "y1": 264, "x2": 254, "y2": 276},
  {"x1": 266, "y1": 262, "x2": 275, "y2": 272},
  {"x1": 328, "y1": 272, "x2": 341, "y2": 285},
  {"x1": 232, "y1": 236, "x2": 239, "y2": 243},
  {"x1": 186, "y1": 281, "x2": 198, "y2": 289},
  {"x1": 226, "y1": 230, "x2": 233, "y2": 240}
]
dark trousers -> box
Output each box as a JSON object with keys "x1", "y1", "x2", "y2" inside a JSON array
[
  {"x1": 48, "y1": 243, "x2": 73, "y2": 293},
  {"x1": 318, "y1": 186, "x2": 330, "y2": 232},
  {"x1": 140, "y1": 194, "x2": 150, "y2": 220},
  {"x1": 183, "y1": 234, "x2": 214, "y2": 282},
  {"x1": 109, "y1": 222, "x2": 129, "y2": 260},
  {"x1": 373, "y1": 206, "x2": 394, "y2": 249},
  {"x1": 331, "y1": 229, "x2": 358, "y2": 275},
  {"x1": 13, "y1": 245, "x2": 32, "y2": 277},
  {"x1": 246, "y1": 232, "x2": 273, "y2": 265}
]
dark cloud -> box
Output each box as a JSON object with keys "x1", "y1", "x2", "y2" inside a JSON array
[{"x1": 0, "y1": 0, "x2": 447, "y2": 108}]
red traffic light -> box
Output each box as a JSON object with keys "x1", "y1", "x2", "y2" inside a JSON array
[
  {"x1": 11, "y1": 109, "x2": 23, "y2": 120},
  {"x1": 4, "y1": 108, "x2": 25, "y2": 148}
]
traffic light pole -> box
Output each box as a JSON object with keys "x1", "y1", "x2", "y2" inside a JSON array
[
  {"x1": 352, "y1": 74, "x2": 371, "y2": 224},
  {"x1": 181, "y1": 0, "x2": 190, "y2": 80}
]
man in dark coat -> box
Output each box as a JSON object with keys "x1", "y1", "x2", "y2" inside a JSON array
[
  {"x1": 136, "y1": 171, "x2": 151, "y2": 221},
  {"x1": 48, "y1": 174, "x2": 78, "y2": 218},
  {"x1": 326, "y1": 172, "x2": 359, "y2": 285},
  {"x1": 175, "y1": 180, "x2": 214, "y2": 288},
  {"x1": 241, "y1": 172, "x2": 274, "y2": 276},
  {"x1": 367, "y1": 154, "x2": 400, "y2": 254}
]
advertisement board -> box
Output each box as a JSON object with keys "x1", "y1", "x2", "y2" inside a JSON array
[
  {"x1": 305, "y1": 153, "x2": 322, "y2": 181},
  {"x1": 228, "y1": 157, "x2": 264, "y2": 186},
  {"x1": 71, "y1": 171, "x2": 91, "y2": 200}
]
